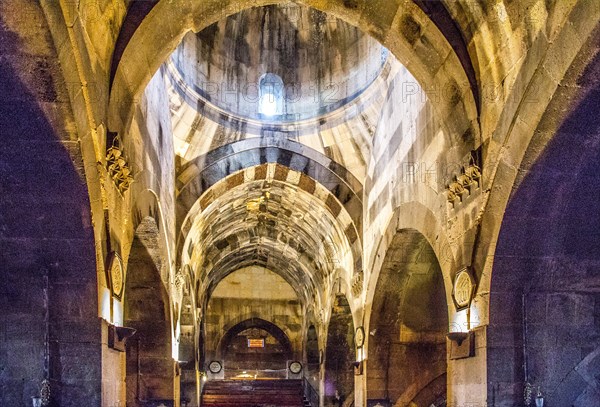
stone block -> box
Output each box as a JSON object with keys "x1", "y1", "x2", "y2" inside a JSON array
[
  {"x1": 50, "y1": 320, "x2": 101, "y2": 343},
  {"x1": 551, "y1": 369, "x2": 588, "y2": 406},
  {"x1": 487, "y1": 346, "x2": 522, "y2": 383},
  {"x1": 48, "y1": 282, "x2": 98, "y2": 322},
  {"x1": 50, "y1": 342, "x2": 102, "y2": 384},
  {"x1": 487, "y1": 380, "x2": 523, "y2": 407},
  {"x1": 139, "y1": 375, "x2": 176, "y2": 401},
  {"x1": 486, "y1": 325, "x2": 522, "y2": 349},
  {"x1": 139, "y1": 357, "x2": 176, "y2": 377},
  {"x1": 57, "y1": 381, "x2": 102, "y2": 407},
  {"x1": 547, "y1": 292, "x2": 584, "y2": 325}
]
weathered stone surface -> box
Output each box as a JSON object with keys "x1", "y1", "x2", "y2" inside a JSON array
[{"x1": 1, "y1": 1, "x2": 599, "y2": 407}]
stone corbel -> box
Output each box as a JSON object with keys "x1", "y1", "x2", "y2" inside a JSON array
[{"x1": 108, "y1": 324, "x2": 136, "y2": 352}]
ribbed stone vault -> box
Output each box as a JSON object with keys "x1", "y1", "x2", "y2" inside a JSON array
[
  {"x1": 176, "y1": 139, "x2": 363, "y2": 237},
  {"x1": 182, "y1": 167, "x2": 357, "y2": 311}
]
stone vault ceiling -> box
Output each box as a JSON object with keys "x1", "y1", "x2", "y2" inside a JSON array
[
  {"x1": 180, "y1": 164, "x2": 357, "y2": 312},
  {"x1": 165, "y1": 2, "x2": 420, "y2": 320},
  {"x1": 165, "y1": 2, "x2": 410, "y2": 183},
  {"x1": 170, "y1": 3, "x2": 386, "y2": 121}
]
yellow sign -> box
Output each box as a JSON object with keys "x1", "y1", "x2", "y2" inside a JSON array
[{"x1": 247, "y1": 338, "x2": 265, "y2": 348}]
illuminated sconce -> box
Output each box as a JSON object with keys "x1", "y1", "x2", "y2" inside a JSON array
[{"x1": 535, "y1": 388, "x2": 544, "y2": 407}]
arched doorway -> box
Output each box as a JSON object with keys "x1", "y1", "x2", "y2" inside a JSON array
[
  {"x1": 124, "y1": 217, "x2": 177, "y2": 406},
  {"x1": 324, "y1": 294, "x2": 355, "y2": 406},
  {"x1": 218, "y1": 318, "x2": 293, "y2": 378},
  {"x1": 367, "y1": 229, "x2": 448, "y2": 407}
]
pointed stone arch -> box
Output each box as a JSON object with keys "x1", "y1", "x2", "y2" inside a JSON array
[
  {"x1": 324, "y1": 294, "x2": 356, "y2": 406},
  {"x1": 124, "y1": 216, "x2": 177, "y2": 406},
  {"x1": 365, "y1": 227, "x2": 448, "y2": 406}
]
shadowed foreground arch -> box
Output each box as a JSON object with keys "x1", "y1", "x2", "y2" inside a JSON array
[
  {"x1": 488, "y1": 45, "x2": 600, "y2": 407},
  {"x1": 0, "y1": 5, "x2": 100, "y2": 405}
]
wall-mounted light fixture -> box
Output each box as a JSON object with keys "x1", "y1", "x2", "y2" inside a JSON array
[
  {"x1": 352, "y1": 360, "x2": 363, "y2": 375},
  {"x1": 108, "y1": 324, "x2": 137, "y2": 352},
  {"x1": 447, "y1": 331, "x2": 475, "y2": 359},
  {"x1": 535, "y1": 388, "x2": 544, "y2": 407}
]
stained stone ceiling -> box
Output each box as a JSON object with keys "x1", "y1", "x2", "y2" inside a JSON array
[
  {"x1": 171, "y1": 2, "x2": 385, "y2": 121},
  {"x1": 182, "y1": 165, "x2": 356, "y2": 310},
  {"x1": 170, "y1": 2, "x2": 405, "y2": 310},
  {"x1": 166, "y1": 2, "x2": 406, "y2": 182}
]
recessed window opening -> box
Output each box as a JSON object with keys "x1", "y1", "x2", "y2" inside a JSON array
[{"x1": 258, "y1": 73, "x2": 284, "y2": 117}]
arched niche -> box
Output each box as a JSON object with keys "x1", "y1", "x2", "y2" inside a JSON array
[
  {"x1": 324, "y1": 294, "x2": 355, "y2": 406},
  {"x1": 217, "y1": 318, "x2": 293, "y2": 378},
  {"x1": 306, "y1": 324, "x2": 320, "y2": 377},
  {"x1": 258, "y1": 73, "x2": 285, "y2": 117},
  {"x1": 124, "y1": 216, "x2": 177, "y2": 406},
  {"x1": 367, "y1": 229, "x2": 448, "y2": 407}
]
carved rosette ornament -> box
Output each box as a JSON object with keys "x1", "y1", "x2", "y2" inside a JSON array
[
  {"x1": 109, "y1": 253, "x2": 125, "y2": 300},
  {"x1": 452, "y1": 268, "x2": 476, "y2": 311}
]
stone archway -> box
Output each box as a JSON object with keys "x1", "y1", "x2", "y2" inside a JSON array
[
  {"x1": 367, "y1": 229, "x2": 448, "y2": 407},
  {"x1": 108, "y1": 0, "x2": 479, "y2": 146},
  {"x1": 488, "y1": 45, "x2": 600, "y2": 407},
  {"x1": 324, "y1": 294, "x2": 355, "y2": 406},
  {"x1": 217, "y1": 318, "x2": 293, "y2": 377},
  {"x1": 124, "y1": 217, "x2": 178, "y2": 407}
]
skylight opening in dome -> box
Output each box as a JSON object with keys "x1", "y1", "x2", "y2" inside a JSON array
[
  {"x1": 259, "y1": 91, "x2": 278, "y2": 116},
  {"x1": 258, "y1": 73, "x2": 284, "y2": 117}
]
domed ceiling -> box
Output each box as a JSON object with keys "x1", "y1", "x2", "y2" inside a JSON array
[
  {"x1": 166, "y1": 2, "x2": 407, "y2": 181},
  {"x1": 168, "y1": 2, "x2": 409, "y2": 313},
  {"x1": 169, "y1": 2, "x2": 387, "y2": 122}
]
